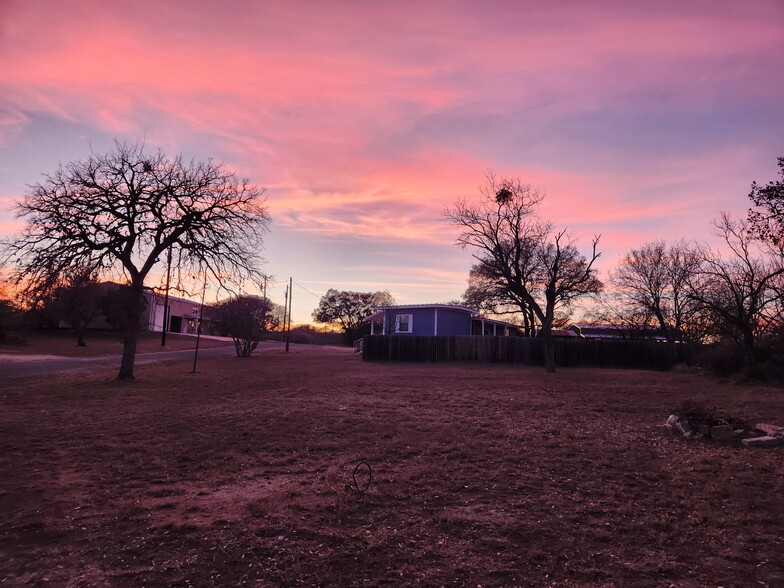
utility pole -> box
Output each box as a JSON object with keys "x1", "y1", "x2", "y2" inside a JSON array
[
  {"x1": 191, "y1": 273, "x2": 208, "y2": 373},
  {"x1": 285, "y1": 276, "x2": 292, "y2": 352},
  {"x1": 283, "y1": 283, "x2": 288, "y2": 344},
  {"x1": 161, "y1": 245, "x2": 172, "y2": 346}
]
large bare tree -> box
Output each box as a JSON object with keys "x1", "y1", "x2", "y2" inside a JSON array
[
  {"x1": 446, "y1": 174, "x2": 602, "y2": 373},
  {"x1": 687, "y1": 213, "x2": 784, "y2": 368},
  {"x1": 2, "y1": 141, "x2": 270, "y2": 380},
  {"x1": 610, "y1": 240, "x2": 702, "y2": 342}
]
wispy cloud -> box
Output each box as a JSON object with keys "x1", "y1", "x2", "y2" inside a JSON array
[{"x1": 1, "y1": 0, "x2": 782, "y2": 322}]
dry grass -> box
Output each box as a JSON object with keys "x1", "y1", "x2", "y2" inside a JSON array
[
  {"x1": 1, "y1": 346, "x2": 783, "y2": 586},
  {"x1": 0, "y1": 330, "x2": 233, "y2": 357}
]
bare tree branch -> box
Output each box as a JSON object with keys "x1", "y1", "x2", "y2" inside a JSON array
[
  {"x1": 1, "y1": 140, "x2": 270, "y2": 380},
  {"x1": 446, "y1": 174, "x2": 602, "y2": 372},
  {"x1": 687, "y1": 214, "x2": 784, "y2": 368},
  {"x1": 610, "y1": 240, "x2": 703, "y2": 342}
]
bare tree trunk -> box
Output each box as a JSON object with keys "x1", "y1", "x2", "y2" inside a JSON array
[
  {"x1": 542, "y1": 327, "x2": 556, "y2": 373},
  {"x1": 118, "y1": 282, "x2": 144, "y2": 381},
  {"x1": 742, "y1": 328, "x2": 757, "y2": 372},
  {"x1": 652, "y1": 308, "x2": 676, "y2": 343},
  {"x1": 542, "y1": 295, "x2": 556, "y2": 373},
  {"x1": 518, "y1": 303, "x2": 537, "y2": 337},
  {"x1": 76, "y1": 323, "x2": 87, "y2": 347}
]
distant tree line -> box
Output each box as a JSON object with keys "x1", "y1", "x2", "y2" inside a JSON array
[
  {"x1": 2, "y1": 138, "x2": 781, "y2": 380},
  {"x1": 0, "y1": 270, "x2": 151, "y2": 346},
  {"x1": 452, "y1": 159, "x2": 783, "y2": 378},
  {"x1": 0, "y1": 278, "x2": 288, "y2": 359},
  {"x1": 307, "y1": 158, "x2": 783, "y2": 378}
]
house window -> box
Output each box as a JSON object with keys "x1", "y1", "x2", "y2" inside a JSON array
[{"x1": 395, "y1": 314, "x2": 413, "y2": 333}]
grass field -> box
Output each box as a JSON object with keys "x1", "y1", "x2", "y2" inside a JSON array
[
  {"x1": 1, "y1": 345, "x2": 783, "y2": 586},
  {"x1": 0, "y1": 329, "x2": 234, "y2": 357}
]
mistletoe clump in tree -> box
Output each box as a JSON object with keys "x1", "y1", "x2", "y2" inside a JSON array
[
  {"x1": 446, "y1": 174, "x2": 602, "y2": 373},
  {"x1": 2, "y1": 140, "x2": 270, "y2": 380}
]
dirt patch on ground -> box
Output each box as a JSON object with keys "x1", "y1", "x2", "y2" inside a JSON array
[{"x1": 1, "y1": 347, "x2": 783, "y2": 586}]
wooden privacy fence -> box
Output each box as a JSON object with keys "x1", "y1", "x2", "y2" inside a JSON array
[{"x1": 362, "y1": 335, "x2": 692, "y2": 371}]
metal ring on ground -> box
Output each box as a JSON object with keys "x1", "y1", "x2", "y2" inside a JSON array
[{"x1": 352, "y1": 461, "x2": 372, "y2": 493}]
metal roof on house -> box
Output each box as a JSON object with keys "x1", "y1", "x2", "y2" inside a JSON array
[
  {"x1": 366, "y1": 303, "x2": 481, "y2": 322},
  {"x1": 550, "y1": 329, "x2": 579, "y2": 337},
  {"x1": 472, "y1": 316, "x2": 521, "y2": 329},
  {"x1": 373, "y1": 303, "x2": 480, "y2": 314}
]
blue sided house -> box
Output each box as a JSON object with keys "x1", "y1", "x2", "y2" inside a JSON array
[{"x1": 366, "y1": 304, "x2": 520, "y2": 337}]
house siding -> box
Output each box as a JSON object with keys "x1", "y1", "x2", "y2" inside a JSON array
[
  {"x1": 372, "y1": 304, "x2": 517, "y2": 337},
  {"x1": 384, "y1": 307, "x2": 472, "y2": 336},
  {"x1": 433, "y1": 308, "x2": 473, "y2": 336},
  {"x1": 143, "y1": 291, "x2": 219, "y2": 335}
]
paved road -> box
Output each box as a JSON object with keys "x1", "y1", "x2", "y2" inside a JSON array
[{"x1": 0, "y1": 341, "x2": 286, "y2": 380}]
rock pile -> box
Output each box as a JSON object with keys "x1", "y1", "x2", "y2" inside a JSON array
[
  {"x1": 664, "y1": 413, "x2": 784, "y2": 448},
  {"x1": 741, "y1": 423, "x2": 784, "y2": 448}
]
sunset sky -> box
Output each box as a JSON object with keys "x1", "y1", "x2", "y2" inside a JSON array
[{"x1": 1, "y1": 0, "x2": 783, "y2": 324}]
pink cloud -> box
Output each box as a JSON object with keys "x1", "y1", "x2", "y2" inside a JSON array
[{"x1": 1, "y1": 0, "x2": 782, "y2": 322}]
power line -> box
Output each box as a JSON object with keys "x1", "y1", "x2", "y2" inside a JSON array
[
  {"x1": 293, "y1": 280, "x2": 321, "y2": 299},
  {"x1": 0, "y1": 179, "x2": 26, "y2": 191}
]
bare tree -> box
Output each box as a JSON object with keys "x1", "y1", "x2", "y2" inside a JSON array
[
  {"x1": 748, "y1": 156, "x2": 784, "y2": 248},
  {"x1": 463, "y1": 262, "x2": 536, "y2": 335},
  {"x1": 610, "y1": 240, "x2": 702, "y2": 342},
  {"x1": 588, "y1": 293, "x2": 658, "y2": 334},
  {"x1": 687, "y1": 213, "x2": 784, "y2": 368},
  {"x1": 45, "y1": 266, "x2": 104, "y2": 347},
  {"x1": 446, "y1": 174, "x2": 602, "y2": 373},
  {"x1": 0, "y1": 276, "x2": 20, "y2": 342},
  {"x1": 2, "y1": 141, "x2": 270, "y2": 380},
  {"x1": 217, "y1": 295, "x2": 279, "y2": 357}
]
